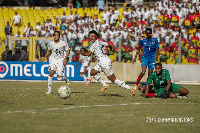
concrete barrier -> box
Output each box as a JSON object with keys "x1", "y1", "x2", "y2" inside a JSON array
[{"x1": 90, "y1": 63, "x2": 200, "y2": 82}]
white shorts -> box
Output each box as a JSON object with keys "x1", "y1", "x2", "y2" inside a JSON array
[
  {"x1": 48, "y1": 57, "x2": 65, "y2": 76},
  {"x1": 80, "y1": 65, "x2": 89, "y2": 73},
  {"x1": 94, "y1": 58, "x2": 114, "y2": 76}
]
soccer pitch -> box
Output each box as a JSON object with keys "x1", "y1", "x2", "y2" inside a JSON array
[{"x1": 0, "y1": 81, "x2": 199, "y2": 133}]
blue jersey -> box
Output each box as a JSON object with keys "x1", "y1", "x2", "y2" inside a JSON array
[{"x1": 139, "y1": 37, "x2": 159, "y2": 57}]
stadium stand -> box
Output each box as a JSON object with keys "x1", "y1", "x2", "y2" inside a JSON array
[{"x1": 0, "y1": 0, "x2": 200, "y2": 64}]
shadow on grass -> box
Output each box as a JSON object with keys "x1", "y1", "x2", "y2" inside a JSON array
[
  {"x1": 0, "y1": 101, "x2": 14, "y2": 104},
  {"x1": 99, "y1": 94, "x2": 124, "y2": 97},
  {"x1": 62, "y1": 103, "x2": 74, "y2": 105},
  {"x1": 71, "y1": 92, "x2": 85, "y2": 94}
]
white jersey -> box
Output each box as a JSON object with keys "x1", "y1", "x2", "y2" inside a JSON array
[
  {"x1": 89, "y1": 40, "x2": 109, "y2": 61},
  {"x1": 79, "y1": 54, "x2": 90, "y2": 66},
  {"x1": 48, "y1": 40, "x2": 70, "y2": 60},
  {"x1": 90, "y1": 40, "x2": 114, "y2": 76}
]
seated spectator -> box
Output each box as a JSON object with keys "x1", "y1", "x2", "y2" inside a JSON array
[
  {"x1": 187, "y1": 42, "x2": 199, "y2": 64},
  {"x1": 13, "y1": 47, "x2": 21, "y2": 61},
  {"x1": 29, "y1": 27, "x2": 37, "y2": 37},
  {"x1": 19, "y1": 49, "x2": 29, "y2": 61},
  {"x1": 60, "y1": 12, "x2": 68, "y2": 21},
  {"x1": 81, "y1": 35, "x2": 90, "y2": 49},
  {"x1": 107, "y1": 38, "x2": 114, "y2": 55},
  {"x1": 1, "y1": 46, "x2": 9, "y2": 61},
  {"x1": 35, "y1": 22, "x2": 42, "y2": 34},
  {"x1": 15, "y1": 31, "x2": 22, "y2": 37},
  {"x1": 12, "y1": 12, "x2": 21, "y2": 26},
  {"x1": 7, "y1": 50, "x2": 15, "y2": 61},
  {"x1": 24, "y1": 23, "x2": 31, "y2": 37},
  {"x1": 67, "y1": 29, "x2": 77, "y2": 48},
  {"x1": 5, "y1": 21, "x2": 12, "y2": 36},
  {"x1": 160, "y1": 45, "x2": 169, "y2": 63},
  {"x1": 191, "y1": 33, "x2": 199, "y2": 44},
  {"x1": 35, "y1": 54, "x2": 40, "y2": 62},
  {"x1": 124, "y1": 43, "x2": 134, "y2": 63}
]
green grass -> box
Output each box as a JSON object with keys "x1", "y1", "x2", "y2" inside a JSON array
[{"x1": 0, "y1": 81, "x2": 199, "y2": 133}]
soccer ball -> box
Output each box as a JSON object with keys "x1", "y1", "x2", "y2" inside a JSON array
[{"x1": 58, "y1": 85, "x2": 71, "y2": 99}]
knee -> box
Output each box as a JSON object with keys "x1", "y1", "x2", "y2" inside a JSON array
[
  {"x1": 57, "y1": 77, "x2": 62, "y2": 81},
  {"x1": 142, "y1": 69, "x2": 146, "y2": 74},
  {"x1": 169, "y1": 93, "x2": 177, "y2": 98},
  {"x1": 90, "y1": 72, "x2": 95, "y2": 76},
  {"x1": 183, "y1": 88, "x2": 189, "y2": 95}
]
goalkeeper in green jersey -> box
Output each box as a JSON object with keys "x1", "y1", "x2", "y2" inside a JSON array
[{"x1": 144, "y1": 63, "x2": 189, "y2": 99}]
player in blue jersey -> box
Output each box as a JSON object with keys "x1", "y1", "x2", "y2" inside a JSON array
[{"x1": 132, "y1": 28, "x2": 159, "y2": 87}]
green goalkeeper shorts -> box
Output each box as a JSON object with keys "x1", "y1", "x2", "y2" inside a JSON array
[{"x1": 155, "y1": 83, "x2": 182, "y2": 97}]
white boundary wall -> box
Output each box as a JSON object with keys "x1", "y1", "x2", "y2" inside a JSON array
[
  {"x1": 162, "y1": 64, "x2": 200, "y2": 82},
  {"x1": 90, "y1": 63, "x2": 200, "y2": 82}
]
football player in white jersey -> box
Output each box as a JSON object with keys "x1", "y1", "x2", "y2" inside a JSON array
[
  {"x1": 75, "y1": 47, "x2": 92, "y2": 86},
  {"x1": 77, "y1": 30, "x2": 136, "y2": 95},
  {"x1": 42, "y1": 31, "x2": 70, "y2": 94}
]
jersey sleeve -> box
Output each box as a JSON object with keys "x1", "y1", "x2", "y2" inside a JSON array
[
  {"x1": 88, "y1": 44, "x2": 94, "y2": 53},
  {"x1": 139, "y1": 40, "x2": 143, "y2": 48},
  {"x1": 165, "y1": 69, "x2": 171, "y2": 81},
  {"x1": 65, "y1": 42, "x2": 70, "y2": 52},
  {"x1": 48, "y1": 42, "x2": 53, "y2": 51},
  {"x1": 147, "y1": 73, "x2": 154, "y2": 84},
  {"x1": 100, "y1": 41, "x2": 108, "y2": 46}
]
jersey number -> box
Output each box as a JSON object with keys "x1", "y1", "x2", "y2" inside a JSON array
[
  {"x1": 100, "y1": 43, "x2": 107, "y2": 55},
  {"x1": 55, "y1": 49, "x2": 61, "y2": 55}
]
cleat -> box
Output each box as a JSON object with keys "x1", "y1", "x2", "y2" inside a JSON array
[
  {"x1": 100, "y1": 84, "x2": 109, "y2": 92},
  {"x1": 46, "y1": 89, "x2": 51, "y2": 94},
  {"x1": 130, "y1": 86, "x2": 137, "y2": 96},
  {"x1": 88, "y1": 77, "x2": 92, "y2": 84},
  {"x1": 85, "y1": 84, "x2": 89, "y2": 86},
  {"x1": 66, "y1": 79, "x2": 70, "y2": 85},
  {"x1": 177, "y1": 95, "x2": 190, "y2": 98}
]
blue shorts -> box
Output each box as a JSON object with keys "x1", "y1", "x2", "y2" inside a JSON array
[{"x1": 141, "y1": 56, "x2": 155, "y2": 70}]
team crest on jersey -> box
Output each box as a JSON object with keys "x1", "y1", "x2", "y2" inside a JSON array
[{"x1": 163, "y1": 77, "x2": 166, "y2": 80}]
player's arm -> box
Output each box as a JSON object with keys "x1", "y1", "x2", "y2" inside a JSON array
[
  {"x1": 155, "y1": 39, "x2": 159, "y2": 62},
  {"x1": 132, "y1": 47, "x2": 141, "y2": 64},
  {"x1": 160, "y1": 70, "x2": 171, "y2": 99},
  {"x1": 144, "y1": 73, "x2": 154, "y2": 98},
  {"x1": 143, "y1": 84, "x2": 150, "y2": 97},
  {"x1": 75, "y1": 60, "x2": 82, "y2": 68},
  {"x1": 63, "y1": 50, "x2": 70, "y2": 66},
  {"x1": 77, "y1": 50, "x2": 92, "y2": 56},
  {"x1": 155, "y1": 47, "x2": 159, "y2": 62},
  {"x1": 165, "y1": 80, "x2": 171, "y2": 91},
  {"x1": 42, "y1": 50, "x2": 51, "y2": 62}
]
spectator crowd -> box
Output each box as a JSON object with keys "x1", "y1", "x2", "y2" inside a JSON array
[{"x1": 2, "y1": 0, "x2": 200, "y2": 64}]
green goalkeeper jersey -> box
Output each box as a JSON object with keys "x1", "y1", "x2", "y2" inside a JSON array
[{"x1": 147, "y1": 69, "x2": 171, "y2": 90}]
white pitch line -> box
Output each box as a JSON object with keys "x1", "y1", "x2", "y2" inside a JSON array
[{"x1": 2, "y1": 102, "x2": 198, "y2": 114}]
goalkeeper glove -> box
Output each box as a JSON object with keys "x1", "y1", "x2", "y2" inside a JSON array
[{"x1": 160, "y1": 90, "x2": 168, "y2": 99}]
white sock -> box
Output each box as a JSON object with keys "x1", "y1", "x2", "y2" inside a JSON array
[
  {"x1": 62, "y1": 76, "x2": 69, "y2": 82},
  {"x1": 114, "y1": 79, "x2": 130, "y2": 90},
  {"x1": 93, "y1": 74, "x2": 107, "y2": 86},
  {"x1": 80, "y1": 74, "x2": 88, "y2": 84},
  {"x1": 48, "y1": 76, "x2": 53, "y2": 90}
]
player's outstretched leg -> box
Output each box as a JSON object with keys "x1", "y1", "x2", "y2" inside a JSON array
[
  {"x1": 47, "y1": 76, "x2": 53, "y2": 94},
  {"x1": 177, "y1": 87, "x2": 189, "y2": 98},
  {"x1": 80, "y1": 74, "x2": 89, "y2": 86},
  {"x1": 136, "y1": 65, "x2": 147, "y2": 86},
  {"x1": 46, "y1": 70, "x2": 55, "y2": 94},
  {"x1": 107, "y1": 73, "x2": 136, "y2": 96},
  {"x1": 90, "y1": 69, "x2": 109, "y2": 91},
  {"x1": 168, "y1": 92, "x2": 177, "y2": 98}
]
